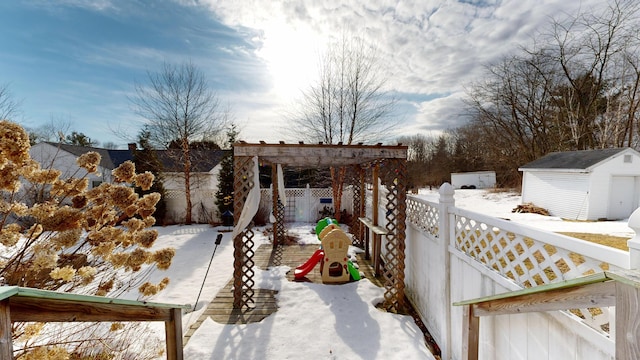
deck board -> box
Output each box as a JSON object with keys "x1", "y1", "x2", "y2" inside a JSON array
[{"x1": 183, "y1": 243, "x2": 383, "y2": 344}]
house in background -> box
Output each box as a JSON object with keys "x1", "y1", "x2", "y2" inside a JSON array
[
  {"x1": 29, "y1": 142, "x2": 130, "y2": 188},
  {"x1": 155, "y1": 149, "x2": 227, "y2": 224},
  {"x1": 29, "y1": 142, "x2": 226, "y2": 224},
  {"x1": 519, "y1": 148, "x2": 640, "y2": 220}
]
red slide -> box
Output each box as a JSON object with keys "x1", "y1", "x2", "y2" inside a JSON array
[{"x1": 294, "y1": 249, "x2": 324, "y2": 279}]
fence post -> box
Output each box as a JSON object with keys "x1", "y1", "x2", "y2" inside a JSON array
[
  {"x1": 305, "y1": 184, "x2": 312, "y2": 222},
  {"x1": 627, "y1": 207, "x2": 640, "y2": 269},
  {"x1": 438, "y1": 182, "x2": 455, "y2": 360}
]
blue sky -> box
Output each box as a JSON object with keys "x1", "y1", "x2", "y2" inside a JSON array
[{"x1": 1, "y1": 0, "x2": 602, "y2": 148}]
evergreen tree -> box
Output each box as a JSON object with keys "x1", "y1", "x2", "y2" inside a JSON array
[
  {"x1": 215, "y1": 125, "x2": 238, "y2": 219},
  {"x1": 132, "y1": 128, "x2": 167, "y2": 223}
]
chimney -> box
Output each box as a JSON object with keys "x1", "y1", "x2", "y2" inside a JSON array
[{"x1": 128, "y1": 143, "x2": 137, "y2": 152}]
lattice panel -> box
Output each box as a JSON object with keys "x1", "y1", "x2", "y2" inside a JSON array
[
  {"x1": 347, "y1": 166, "x2": 364, "y2": 248},
  {"x1": 379, "y1": 159, "x2": 407, "y2": 313},
  {"x1": 232, "y1": 156, "x2": 257, "y2": 309},
  {"x1": 275, "y1": 201, "x2": 286, "y2": 241},
  {"x1": 406, "y1": 197, "x2": 439, "y2": 237},
  {"x1": 454, "y1": 214, "x2": 622, "y2": 332},
  {"x1": 311, "y1": 188, "x2": 333, "y2": 198},
  {"x1": 286, "y1": 188, "x2": 306, "y2": 198}
]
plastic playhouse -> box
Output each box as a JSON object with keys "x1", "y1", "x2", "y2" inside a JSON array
[{"x1": 294, "y1": 218, "x2": 361, "y2": 282}]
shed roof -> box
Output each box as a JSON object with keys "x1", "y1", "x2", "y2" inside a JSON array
[{"x1": 519, "y1": 148, "x2": 630, "y2": 170}]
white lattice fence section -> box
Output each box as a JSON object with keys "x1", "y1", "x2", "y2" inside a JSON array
[
  {"x1": 284, "y1": 188, "x2": 307, "y2": 222},
  {"x1": 258, "y1": 187, "x2": 357, "y2": 222},
  {"x1": 406, "y1": 196, "x2": 439, "y2": 237},
  {"x1": 451, "y1": 207, "x2": 629, "y2": 333}
]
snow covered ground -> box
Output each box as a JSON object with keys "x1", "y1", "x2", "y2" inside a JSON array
[
  {"x1": 416, "y1": 188, "x2": 635, "y2": 238},
  {"x1": 139, "y1": 188, "x2": 635, "y2": 359},
  {"x1": 140, "y1": 224, "x2": 434, "y2": 359}
]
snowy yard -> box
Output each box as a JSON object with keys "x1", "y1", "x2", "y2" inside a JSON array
[{"x1": 137, "y1": 188, "x2": 635, "y2": 359}]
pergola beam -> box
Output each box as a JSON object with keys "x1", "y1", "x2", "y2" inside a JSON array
[{"x1": 234, "y1": 143, "x2": 407, "y2": 167}]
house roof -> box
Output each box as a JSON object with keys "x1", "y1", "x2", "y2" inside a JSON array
[
  {"x1": 519, "y1": 148, "x2": 631, "y2": 170},
  {"x1": 50, "y1": 142, "x2": 121, "y2": 170},
  {"x1": 42, "y1": 142, "x2": 226, "y2": 173}
]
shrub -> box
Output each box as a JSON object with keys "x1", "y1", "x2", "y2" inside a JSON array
[{"x1": 1, "y1": 120, "x2": 175, "y2": 358}]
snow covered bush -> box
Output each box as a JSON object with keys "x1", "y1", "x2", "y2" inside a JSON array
[{"x1": 0, "y1": 120, "x2": 175, "y2": 358}]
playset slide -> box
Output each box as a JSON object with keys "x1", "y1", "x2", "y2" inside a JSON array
[
  {"x1": 294, "y1": 249, "x2": 324, "y2": 279},
  {"x1": 347, "y1": 261, "x2": 361, "y2": 281}
]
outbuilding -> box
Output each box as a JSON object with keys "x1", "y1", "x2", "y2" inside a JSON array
[
  {"x1": 519, "y1": 148, "x2": 640, "y2": 220},
  {"x1": 450, "y1": 171, "x2": 496, "y2": 189}
]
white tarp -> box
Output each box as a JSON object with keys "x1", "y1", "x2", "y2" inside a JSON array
[
  {"x1": 277, "y1": 163, "x2": 286, "y2": 205},
  {"x1": 232, "y1": 156, "x2": 260, "y2": 239}
]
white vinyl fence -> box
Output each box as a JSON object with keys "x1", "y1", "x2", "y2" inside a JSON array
[
  {"x1": 260, "y1": 185, "x2": 354, "y2": 223},
  {"x1": 370, "y1": 183, "x2": 637, "y2": 360}
]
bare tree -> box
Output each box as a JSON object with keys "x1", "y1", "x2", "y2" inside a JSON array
[
  {"x1": 27, "y1": 115, "x2": 74, "y2": 145},
  {"x1": 130, "y1": 61, "x2": 226, "y2": 224},
  {"x1": 538, "y1": 0, "x2": 640, "y2": 149},
  {"x1": 461, "y1": 0, "x2": 640, "y2": 186},
  {"x1": 0, "y1": 82, "x2": 21, "y2": 120},
  {"x1": 288, "y1": 36, "x2": 397, "y2": 220}
]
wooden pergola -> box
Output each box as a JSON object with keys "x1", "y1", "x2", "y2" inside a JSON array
[{"x1": 232, "y1": 142, "x2": 408, "y2": 312}]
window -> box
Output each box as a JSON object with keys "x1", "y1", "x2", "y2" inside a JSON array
[{"x1": 624, "y1": 154, "x2": 632, "y2": 163}]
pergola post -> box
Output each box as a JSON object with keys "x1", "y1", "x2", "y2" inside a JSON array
[
  {"x1": 372, "y1": 163, "x2": 380, "y2": 226},
  {"x1": 354, "y1": 166, "x2": 366, "y2": 248},
  {"x1": 271, "y1": 164, "x2": 285, "y2": 246},
  {"x1": 379, "y1": 158, "x2": 407, "y2": 312},
  {"x1": 232, "y1": 155, "x2": 257, "y2": 309}
]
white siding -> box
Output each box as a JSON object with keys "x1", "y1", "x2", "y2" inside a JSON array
[
  {"x1": 522, "y1": 171, "x2": 589, "y2": 220},
  {"x1": 451, "y1": 171, "x2": 496, "y2": 189},
  {"x1": 29, "y1": 143, "x2": 112, "y2": 185},
  {"x1": 589, "y1": 149, "x2": 640, "y2": 219}
]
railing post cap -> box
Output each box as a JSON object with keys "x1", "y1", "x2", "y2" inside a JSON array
[
  {"x1": 628, "y1": 208, "x2": 640, "y2": 226},
  {"x1": 439, "y1": 182, "x2": 454, "y2": 196},
  {"x1": 629, "y1": 207, "x2": 640, "y2": 230}
]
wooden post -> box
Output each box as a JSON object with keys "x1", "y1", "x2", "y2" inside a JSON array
[
  {"x1": 165, "y1": 308, "x2": 183, "y2": 360},
  {"x1": 461, "y1": 305, "x2": 479, "y2": 360},
  {"x1": 0, "y1": 300, "x2": 12, "y2": 360},
  {"x1": 271, "y1": 164, "x2": 280, "y2": 246},
  {"x1": 358, "y1": 167, "x2": 366, "y2": 242},
  {"x1": 616, "y1": 282, "x2": 640, "y2": 359},
  {"x1": 372, "y1": 164, "x2": 379, "y2": 226}
]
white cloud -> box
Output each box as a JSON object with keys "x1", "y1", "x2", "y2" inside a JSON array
[{"x1": 193, "y1": 0, "x2": 605, "y2": 142}]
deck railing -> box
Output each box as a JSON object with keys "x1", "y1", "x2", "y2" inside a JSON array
[{"x1": 1, "y1": 286, "x2": 189, "y2": 360}]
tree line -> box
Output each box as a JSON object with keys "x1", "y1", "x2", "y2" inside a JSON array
[{"x1": 403, "y1": 0, "x2": 640, "y2": 188}]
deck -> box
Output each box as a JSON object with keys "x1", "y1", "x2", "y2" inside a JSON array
[{"x1": 183, "y1": 243, "x2": 383, "y2": 343}]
